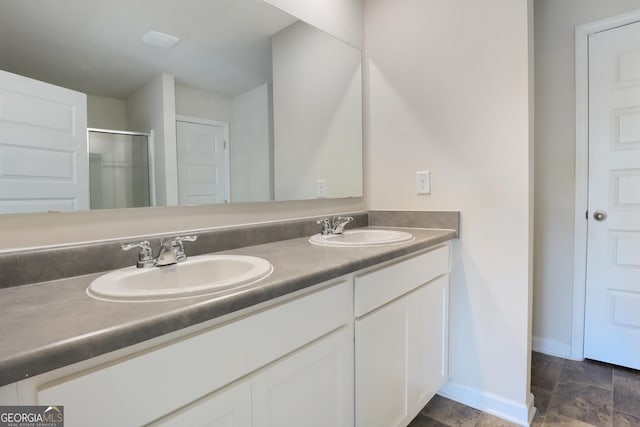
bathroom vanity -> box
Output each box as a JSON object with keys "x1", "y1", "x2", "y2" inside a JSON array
[{"x1": 0, "y1": 217, "x2": 456, "y2": 427}]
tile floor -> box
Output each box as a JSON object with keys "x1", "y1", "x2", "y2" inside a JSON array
[{"x1": 407, "y1": 352, "x2": 640, "y2": 427}]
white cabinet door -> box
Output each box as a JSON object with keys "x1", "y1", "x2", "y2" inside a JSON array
[
  {"x1": 252, "y1": 325, "x2": 354, "y2": 427},
  {"x1": 148, "y1": 379, "x2": 252, "y2": 427},
  {"x1": 355, "y1": 276, "x2": 450, "y2": 427},
  {"x1": 355, "y1": 296, "x2": 411, "y2": 427},
  {"x1": 411, "y1": 275, "x2": 449, "y2": 412}
]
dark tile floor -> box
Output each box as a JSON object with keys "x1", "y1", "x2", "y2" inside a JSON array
[{"x1": 407, "y1": 352, "x2": 640, "y2": 427}]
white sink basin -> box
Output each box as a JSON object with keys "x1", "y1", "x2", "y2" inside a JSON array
[
  {"x1": 87, "y1": 254, "x2": 273, "y2": 302},
  {"x1": 309, "y1": 229, "x2": 415, "y2": 247}
]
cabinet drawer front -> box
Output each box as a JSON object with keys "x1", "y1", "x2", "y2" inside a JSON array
[
  {"x1": 37, "y1": 280, "x2": 352, "y2": 427},
  {"x1": 354, "y1": 245, "x2": 449, "y2": 317}
]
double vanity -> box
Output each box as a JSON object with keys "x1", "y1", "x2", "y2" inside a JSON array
[{"x1": 0, "y1": 211, "x2": 458, "y2": 427}]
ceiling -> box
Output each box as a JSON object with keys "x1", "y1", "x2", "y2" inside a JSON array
[{"x1": 0, "y1": 0, "x2": 297, "y2": 98}]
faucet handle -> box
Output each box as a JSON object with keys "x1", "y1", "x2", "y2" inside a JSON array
[
  {"x1": 316, "y1": 218, "x2": 332, "y2": 235},
  {"x1": 172, "y1": 235, "x2": 198, "y2": 262},
  {"x1": 332, "y1": 216, "x2": 354, "y2": 234},
  {"x1": 122, "y1": 241, "x2": 156, "y2": 268},
  {"x1": 174, "y1": 235, "x2": 197, "y2": 243}
]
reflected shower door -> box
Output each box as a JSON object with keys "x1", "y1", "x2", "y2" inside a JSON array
[{"x1": 88, "y1": 130, "x2": 151, "y2": 209}]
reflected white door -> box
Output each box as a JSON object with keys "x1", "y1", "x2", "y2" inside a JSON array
[
  {"x1": 176, "y1": 120, "x2": 229, "y2": 205},
  {"x1": 585, "y1": 20, "x2": 640, "y2": 369},
  {"x1": 0, "y1": 70, "x2": 88, "y2": 213}
]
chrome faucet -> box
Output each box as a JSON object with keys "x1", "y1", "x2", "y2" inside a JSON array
[
  {"x1": 122, "y1": 235, "x2": 198, "y2": 268},
  {"x1": 155, "y1": 236, "x2": 197, "y2": 266},
  {"x1": 317, "y1": 218, "x2": 333, "y2": 235},
  {"x1": 121, "y1": 241, "x2": 156, "y2": 268},
  {"x1": 332, "y1": 216, "x2": 354, "y2": 234},
  {"x1": 316, "y1": 216, "x2": 354, "y2": 236}
]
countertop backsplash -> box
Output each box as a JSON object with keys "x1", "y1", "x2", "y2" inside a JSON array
[{"x1": 0, "y1": 210, "x2": 459, "y2": 289}]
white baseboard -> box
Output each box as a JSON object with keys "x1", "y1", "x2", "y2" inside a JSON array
[
  {"x1": 531, "y1": 336, "x2": 573, "y2": 359},
  {"x1": 438, "y1": 381, "x2": 535, "y2": 427}
]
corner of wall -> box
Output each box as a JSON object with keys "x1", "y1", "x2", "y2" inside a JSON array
[{"x1": 439, "y1": 381, "x2": 533, "y2": 427}]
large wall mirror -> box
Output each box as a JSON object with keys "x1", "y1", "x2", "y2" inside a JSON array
[{"x1": 0, "y1": 0, "x2": 363, "y2": 214}]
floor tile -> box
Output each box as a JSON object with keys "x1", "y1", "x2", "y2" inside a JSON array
[
  {"x1": 475, "y1": 413, "x2": 520, "y2": 426},
  {"x1": 532, "y1": 385, "x2": 552, "y2": 424},
  {"x1": 614, "y1": 366, "x2": 640, "y2": 382},
  {"x1": 410, "y1": 354, "x2": 638, "y2": 427},
  {"x1": 560, "y1": 359, "x2": 613, "y2": 390},
  {"x1": 407, "y1": 414, "x2": 451, "y2": 427},
  {"x1": 420, "y1": 395, "x2": 483, "y2": 427},
  {"x1": 546, "y1": 382, "x2": 612, "y2": 426},
  {"x1": 613, "y1": 374, "x2": 640, "y2": 419},
  {"x1": 612, "y1": 411, "x2": 640, "y2": 427},
  {"x1": 543, "y1": 411, "x2": 603, "y2": 426},
  {"x1": 532, "y1": 352, "x2": 564, "y2": 391}
]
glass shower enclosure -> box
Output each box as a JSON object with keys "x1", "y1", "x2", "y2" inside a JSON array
[{"x1": 88, "y1": 129, "x2": 153, "y2": 210}]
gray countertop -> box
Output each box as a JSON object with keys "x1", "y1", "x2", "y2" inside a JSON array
[{"x1": 0, "y1": 227, "x2": 456, "y2": 387}]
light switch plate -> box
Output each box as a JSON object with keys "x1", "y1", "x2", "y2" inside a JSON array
[
  {"x1": 317, "y1": 179, "x2": 327, "y2": 198},
  {"x1": 416, "y1": 171, "x2": 430, "y2": 194}
]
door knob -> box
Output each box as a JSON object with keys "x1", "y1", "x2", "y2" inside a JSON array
[{"x1": 593, "y1": 210, "x2": 607, "y2": 221}]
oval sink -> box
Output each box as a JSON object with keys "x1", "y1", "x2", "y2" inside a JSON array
[
  {"x1": 309, "y1": 229, "x2": 414, "y2": 247},
  {"x1": 87, "y1": 255, "x2": 273, "y2": 302}
]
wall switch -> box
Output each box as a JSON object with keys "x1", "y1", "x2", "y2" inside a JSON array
[
  {"x1": 416, "y1": 171, "x2": 430, "y2": 194},
  {"x1": 316, "y1": 179, "x2": 327, "y2": 198}
]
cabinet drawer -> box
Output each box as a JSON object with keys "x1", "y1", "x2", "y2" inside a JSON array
[{"x1": 354, "y1": 245, "x2": 449, "y2": 317}]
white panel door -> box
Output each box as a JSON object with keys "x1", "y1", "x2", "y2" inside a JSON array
[
  {"x1": 176, "y1": 120, "x2": 229, "y2": 205},
  {"x1": 585, "y1": 21, "x2": 640, "y2": 369},
  {"x1": 252, "y1": 325, "x2": 354, "y2": 427},
  {"x1": 0, "y1": 69, "x2": 88, "y2": 213}
]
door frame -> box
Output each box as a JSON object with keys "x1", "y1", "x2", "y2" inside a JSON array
[
  {"x1": 572, "y1": 9, "x2": 640, "y2": 361},
  {"x1": 87, "y1": 128, "x2": 156, "y2": 207},
  {"x1": 175, "y1": 115, "x2": 231, "y2": 204}
]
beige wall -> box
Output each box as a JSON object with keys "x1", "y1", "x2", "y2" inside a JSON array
[
  {"x1": 365, "y1": 0, "x2": 533, "y2": 422},
  {"x1": 87, "y1": 95, "x2": 128, "y2": 130},
  {"x1": 272, "y1": 21, "x2": 363, "y2": 200},
  {"x1": 533, "y1": 0, "x2": 640, "y2": 357},
  {"x1": 230, "y1": 84, "x2": 273, "y2": 203},
  {"x1": 174, "y1": 84, "x2": 232, "y2": 123}
]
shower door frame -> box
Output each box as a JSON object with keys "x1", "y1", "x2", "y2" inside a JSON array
[{"x1": 87, "y1": 128, "x2": 156, "y2": 208}]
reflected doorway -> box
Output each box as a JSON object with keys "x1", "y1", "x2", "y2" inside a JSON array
[{"x1": 176, "y1": 118, "x2": 230, "y2": 205}]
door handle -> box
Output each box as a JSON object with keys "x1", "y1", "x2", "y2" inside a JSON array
[{"x1": 593, "y1": 210, "x2": 607, "y2": 221}]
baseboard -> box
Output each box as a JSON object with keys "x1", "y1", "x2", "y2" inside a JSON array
[
  {"x1": 439, "y1": 381, "x2": 535, "y2": 427},
  {"x1": 532, "y1": 336, "x2": 572, "y2": 359}
]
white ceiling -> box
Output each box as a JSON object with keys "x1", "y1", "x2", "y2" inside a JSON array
[{"x1": 0, "y1": 0, "x2": 297, "y2": 98}]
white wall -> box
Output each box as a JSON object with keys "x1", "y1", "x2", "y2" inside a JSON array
[
  {"x1": 126, "y1": 74, "x2": 178, "y2": 206},
  {"x1": 262, "y1": 0, "x2": 363, "y2": 48},
  {"x1": 86, "y1": 95, "x2": 128, "y2": 130},
  {"x1": 231, "y1": 84, "x2": 272, "y2": 202},
  {"x1": 272, "y1": 21, "x2": 363, "y2": 201},
  {"x1": 533, "y1": 0, "x2": 640, "y2": 358},
  {"x1": 365, "y1": 0, "x2": 534, "y2": 424},
  {"x1": 175, "y1": 84, "x2": 232, "y2": 123}
]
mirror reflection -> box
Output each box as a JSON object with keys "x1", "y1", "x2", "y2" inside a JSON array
[
  {"x1": 0, "y1": 0, "x2": 363, "y2": 214},
  {"x1": 88, "y1": 129, "x2": 152, "y2": 210}
]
